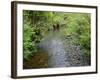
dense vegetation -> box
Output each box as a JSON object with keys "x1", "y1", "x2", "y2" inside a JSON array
[{"x1": 23, "y1": 10, "x2": 91, "y2": 66}]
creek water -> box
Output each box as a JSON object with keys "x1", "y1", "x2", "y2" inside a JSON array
[{"x1": 38, "y1": 31, "x2": 89, "y2": 68}]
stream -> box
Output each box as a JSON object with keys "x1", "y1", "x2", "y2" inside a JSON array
[{"x1": 38, "y1": 32, "x2": 89, "y2": 68}]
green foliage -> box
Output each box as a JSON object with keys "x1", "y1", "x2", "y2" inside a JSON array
[
  {"x1": 23, "y1": 10, "x2": 91, "y2": 61},
  {"x1": 64, "y1": 13, "x2": 91, "y2": 61}
]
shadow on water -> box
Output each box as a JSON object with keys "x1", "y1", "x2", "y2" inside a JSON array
[{"x1": 23, "y1": 49, "x2": 49, "y2": 69}]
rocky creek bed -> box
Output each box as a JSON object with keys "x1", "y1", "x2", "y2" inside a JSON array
[{"x1": 23, "y1": 35, "x2": 90, "y2": 69}]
